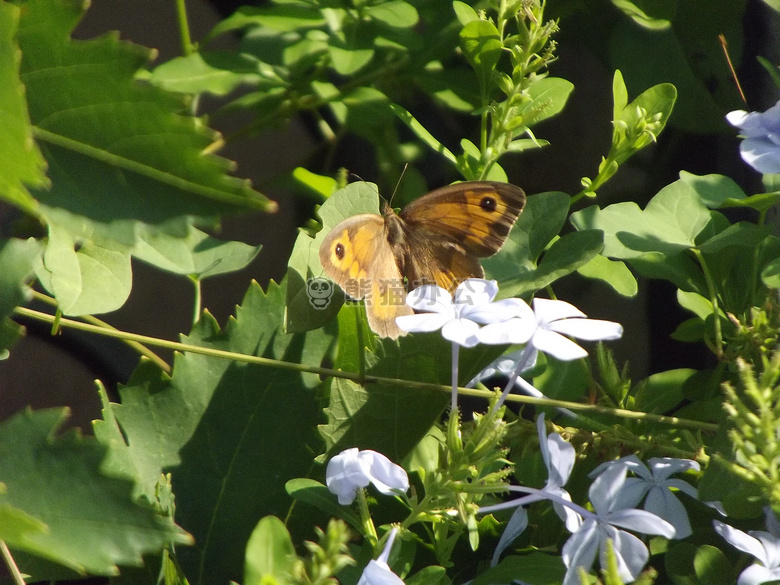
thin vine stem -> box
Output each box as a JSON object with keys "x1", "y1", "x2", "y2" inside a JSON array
[{"x1": 12, "y1": 306, "x2": 719, "y2": 432}]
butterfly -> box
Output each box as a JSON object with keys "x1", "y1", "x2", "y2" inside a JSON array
[{"x1": 318, "y1": 181, "x2": 526, "y2": 338}]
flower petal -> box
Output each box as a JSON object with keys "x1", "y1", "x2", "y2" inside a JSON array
[
  {"x1": 359, "y1": 450, "x2": 410, "y2": 496},
  {"x1": 442, "y1": 318, "x2": 481, "y2": 347},
  {"x1": 606, "y1": 527, "x2": 650, "y2": 582},
  {"x1": 645, "y1": 488, "x2": 692, "y2": 539},
  {"x1": 395, "y1": 312, "x2": 450, "y2": 333},
  {"x1": 714, "y1": 521, "x2": 766, "y2": 561},
  {"x1": 562, "y1": 520, "x2": 599, "y2": 585},
  {"x1": 738, "y1": 564, "x2": 780, "y2": 585},
  {"x1": 326, "y1": 448, "x2": 371, "y2": 505},
  {"x1": 463, "y1": 297, "x2": 533, "y2": 325},
  {"x1": 532, "y1": 328, "x2": 588, "y2": 360},
  {"x1": 533, "y1": 298, "x2": 587, "y2": 325},
  {"x1": 477, "y1": 318, "x2": 536, "y2": 345},
  {"x1": 547, "y1": 318, "x2": 623, "y2": 341},
  {"x1": 357, "y1": 560, "x2": 405, "y2": 585},
  {"x1": 608, "y1": 509, "x2": 676, "y2": 538},
  {"x1": 405, "y1": 285, "x2": 452, "y2": 313},
  {"x1": 492, "y1": 505, "x2": 529, "y2": 566},
  {"x1": 454, "y1": 278, "x2": 498, "y2": 305}
]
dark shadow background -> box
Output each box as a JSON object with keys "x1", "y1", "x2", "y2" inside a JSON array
[{"x1": 1, "y1": 0, "x2": 777, "y2": 433}]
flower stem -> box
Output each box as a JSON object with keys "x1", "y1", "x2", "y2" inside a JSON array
[
  {"x1": 692, "y1": 249, "x2": 724, "y2": 359},
  {"x1": 356, "y1": 489, "x2": 378, "y2": 545},
  {"x1": 451, "y1": 342, "x2": 460, "y2": 412}
]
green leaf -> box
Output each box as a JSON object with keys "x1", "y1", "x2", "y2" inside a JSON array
[
  {"x1": 521, "y1": 77, "x2": 575, "y2": 128},
  {"x1": 610, "y1": 0, "x2": 675, "y2": 30},
  {"x1": 328, "y1": 41, "x2": 374, "y2": 75},
  {"x1": 366, "y1": 0, "x2": 419, "y2": 28},
  {"x1": 496, "y1": 230, "x2": 604, "y2": 298},
  {"x1": 390, "y1": 104, "x2": 458, "y2": 165},
  {"x1": 678, "y1": 171, "x2": 748, "y2": 209},
  {"x1": 576, "y1": 254, "x2": 638, "y2": 296},
  {"x1": 406, "y1": 566, "x2": 451, "y2": 585},
  {"x1": 206, "y1": 4, "x2": 326, "y2": 38},
  {"x1": 104, "y1": 280, "x2": 332, "y2": 585},
  {"x1": 133, "y1": 225, "x2": 261, "y2": 278},
  {"x1": 0, "y1": 408, "x2": 190, "y2": 578},
  {"x1": 459, "y1": 20, "x2": 502, "y2": 94},
  {"x1": 609, "y1": 0, "x2": 745, "y2": 133},
  {"x1": 0, "y1": 3, "x2": 48, "y2": 214},
  {"x1": 292, "y1": 167, "x2": 338, "y2": 200},
  {"x1": 697, "y1": 221, "x2": 770, "y2": 255},
  {"x1": 470, "y1": 552, "x2": 566, "y2": 585},
  {"x1": 148, "y1": 51, "x2": 283, "y2": 96},
  {"x1": 244, "y1": 516, "x2": 296, "y2": 585},
  {"x1": 484, "y1": 191, "x2": 571, "y2": 284},
  {"x1": 612, "y1": 70, "x2": 628, "y2": 122},
  {"x1": 665, "y1": 542, "x2": 733, "y2": 585},
  {"x1": 452, "y1": 1, "x2": 479, "y2": 25},
  {"x1": 631, "y1": 369, "x2": 697, "y2": 415},
  {"x1": 285, "y1": 479, "x2": 361, "y2": 531},
  {"x1": 0, "y1": 237, "x2": 39, "y2": 320},
  {"x1": 570, "y1": 178, "x2": 711, "y2": 259},
  {"x1": 285, "y1": 181, "x2": 379, "y2": 334},
  {"x1": 35, "y1": 226, "x2": 132, "y2": 316},
  {"x1": 17, "y1": 0, "x2": 273, "y2": 246}
]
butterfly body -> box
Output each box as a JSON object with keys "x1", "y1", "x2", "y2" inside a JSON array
[{"x1": 319, "y1": 181, "x2": 526, "y2": 338}]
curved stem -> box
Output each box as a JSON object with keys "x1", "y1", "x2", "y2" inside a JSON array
[
  {"x1": 692, "y1": 249, "x2": 724, "y2": 359},
  {"x1": 12, "y1": 306, "x2": 720, "y2": 432}
]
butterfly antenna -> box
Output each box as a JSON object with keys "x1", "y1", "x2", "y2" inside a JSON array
[{"x1": 388, "y1": 164, "x2": 409, "y2": 208}]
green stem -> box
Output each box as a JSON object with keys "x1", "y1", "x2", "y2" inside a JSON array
[
  {"x1": 174, "y1": 0, "x2": 194, "y2": 56},
  {"x1": 13, "y1": 306, "x2": 720, "y2": 432},
  {"x1": 189, "y1": 275, "x2": 202, "y2": 327},
  {"x1": 356, "y1": 489, "x2": 378, "y2": 545},
  {"x1": 0, "y1": 541, "x2": 25, "y2": 585},
  {"x1": 692, "y1": 249, "x2": 724, "y2": 359}
]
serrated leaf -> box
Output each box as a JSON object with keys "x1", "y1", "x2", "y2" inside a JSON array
[
  {"x1": 102, "y1": 280, "x2": 332, "y2": 585},
  {"x1": 0, "y1": 408, "x2": 190, "y2": 579},
  {"x1": 17, "y1": 0, "x2": 274, "y2": 246},
  {"x1": 133, "y1": 224, "x2": 261, "y2": 278},
  {"x1": 0, "y1": 3, "x2": 47, "y2": 214}
]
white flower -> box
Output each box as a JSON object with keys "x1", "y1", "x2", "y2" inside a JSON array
[
  {"x1": 395, "y1": 279, "x2": 527, "y2": 347},
  {"x1": 358, "y1": 528, "x2": 405, "y2": 585},
  {"x1": 478, "y1": 298, "x2": 623, "y2": 361},
  {"x1": 589, "y1": 456, "x2": 699, "y2": 538},
  {"x1": 714, "y1": 520, "x2": 780, "y2": 585},
  {"x1": 727, "y1": 100, "x2": 780, "y2": 174},
  {"x1": 326, "y1": 448, "x2": 409, "y2": 505},
  {"x1": 562, "y1": 464, "x2": 675, "y2": 585}
]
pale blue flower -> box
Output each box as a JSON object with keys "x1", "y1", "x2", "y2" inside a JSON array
[
  {"x1": 326, "y1": 448, "x2": 409, "y2": 505},
  {"x1": 589, "y1": 455, "x2": 699, "y2": 538},
  {"x1": 714, "y1": 520, "x2": 780, "y2": 585},
  {"x1": 482, "y1": 414, "x2": 580, "y2": 564},
  {"x1": 477, "y1": 297, "x2": 623, "y2": 360},
  {"x1": 395, "y1": 279, "x2": 528, "y2": 347},
  {"x1": 727, "y1": 100, "x2": 780, "y2": 174},
  {"x1": 562, "y1": 464, "x2": 675, "y2": 585},
  {"x1": 358, "y1": 528, "x2": 405, "y2": 585}
]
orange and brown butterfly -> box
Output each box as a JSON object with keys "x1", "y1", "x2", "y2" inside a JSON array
[{"x1": 318, "y1": 181, "x2": 526, "y2": 339}]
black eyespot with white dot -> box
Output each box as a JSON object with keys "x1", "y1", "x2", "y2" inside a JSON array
[
  {"x1": 480, "y1": 196, "x2": 497, "y2": 212},
  {"x1": 335, "y1": 243, "x2": 345, "y2": 260}
]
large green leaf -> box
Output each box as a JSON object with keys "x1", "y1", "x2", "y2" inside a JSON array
[
  {"x1": 0, "y1": 408, "x2": 190, "y2": 579},
  {"x1": 0, "y1": 237, "x2": 39, "y2": 320},
  {"x1": 0, "y1": 3, "x2": 47, "y2": 214},
  {"x1": 14, "y1": 0, "x2": 274, "y2": 244},
  {"x1": 98, "y1": 280, "x2": 332, "y2": 585}
]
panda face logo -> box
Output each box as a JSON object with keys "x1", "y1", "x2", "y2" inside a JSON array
[{"x1": 306, "y1": 277, "x2": 334, "y2": 309}]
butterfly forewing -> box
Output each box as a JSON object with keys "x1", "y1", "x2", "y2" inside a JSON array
[{"x1": 399, "y1": 182, "x2": 526, "y2": 257}]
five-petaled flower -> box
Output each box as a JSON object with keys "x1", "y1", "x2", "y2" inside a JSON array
[
  {"x1": 727, "y1": 99, "x2": 780, "y2": 174},
  {"x1": 714, "y1": 519, "x2": 780, "y2": 585},
  {"x1": 561, "y1": 463, "x2": 675, "y2": 585},
  {"x1": 589, "y1": 455, "x2": 699, "y2": 538},
  {"x1": 326, "y1": 448, "x2": 410, "y2": 505},
  {"x1": 478, "y1": 297, "x2": 623, "y2": 360},
  {"x1": 395, "y1": 279, "x2": 527, "y2": 347}
]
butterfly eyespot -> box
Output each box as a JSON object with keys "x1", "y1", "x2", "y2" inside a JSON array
[
  {"x1": 480, "y1": 196, "x2": 497, "y2": 212},
  {"x1": 334, "y1": 243, "x2": 345, "y2": 260}
]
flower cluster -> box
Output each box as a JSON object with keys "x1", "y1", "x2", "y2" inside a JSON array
[{"x1": 727, "y1": 98, "x2": 780, "y2": 174}]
